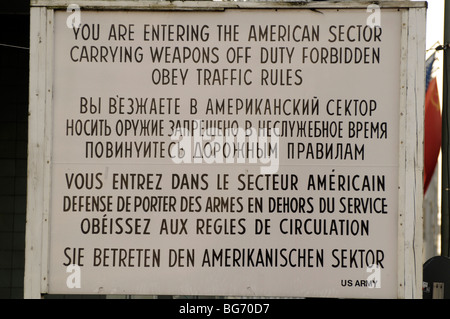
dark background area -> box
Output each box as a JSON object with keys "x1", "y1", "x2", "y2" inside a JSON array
[{"x1": 0, "y1": 2, "x2": 30, "y2": 298}]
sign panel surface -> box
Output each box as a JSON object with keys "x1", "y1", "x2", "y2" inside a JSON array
[{"x1": 49, "y1": 8, "x2": 401, "y2": 298}]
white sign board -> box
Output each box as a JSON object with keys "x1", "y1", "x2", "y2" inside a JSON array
[{"x1": 25, "y1": 2, "x2": 426, "y2": 299}]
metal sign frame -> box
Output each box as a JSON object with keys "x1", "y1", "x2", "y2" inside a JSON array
[{"x1": 25, "y1": 0, "x2": 426, "y2": 299}]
